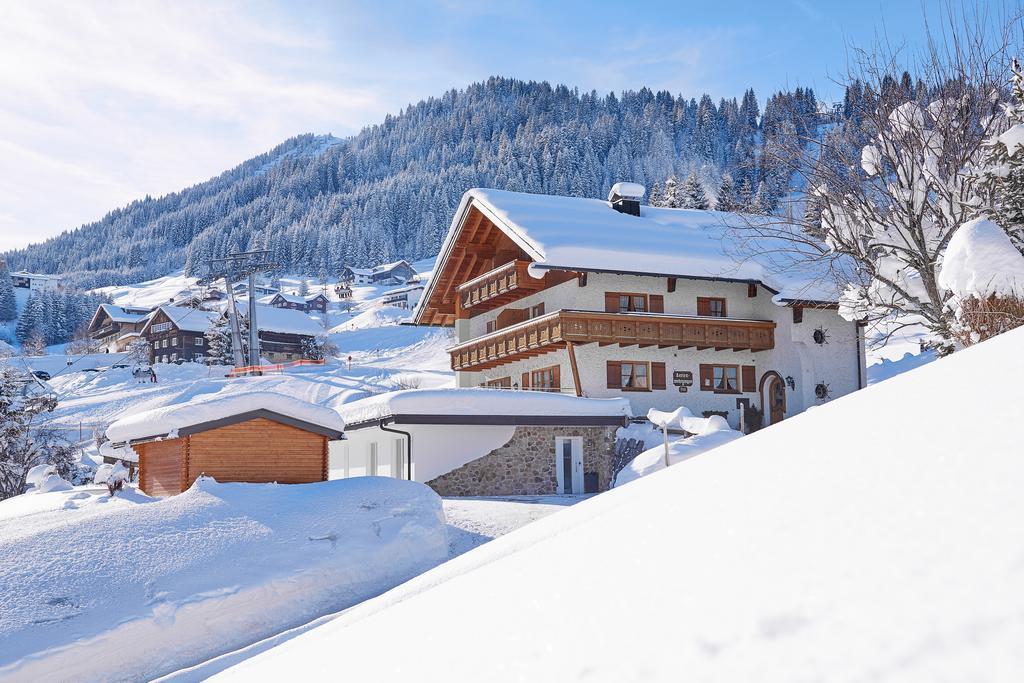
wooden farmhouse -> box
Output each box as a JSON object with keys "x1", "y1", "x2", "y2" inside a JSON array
[
  {"x1": 236, "y1": 303, "x2": 323, "y2": 362},
  {"x1": 266, "y1": 291, "x2": 329, "y2": 313},
  {"x1": 88, "y1": 304, "x2": 153, "y2": 352},
  {"x1": 415, "y1": 185, "x2": 867, "y2": 429},
  {"x1": 139, "y1": 305, "x2": 220, "y2": 364},
  {"x1": 106, "y1": 393, "x2": 345, "y2": 497}
]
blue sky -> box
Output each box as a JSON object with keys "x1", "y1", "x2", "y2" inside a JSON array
[{"x1": 0, "y1": 0, "x2": 932, "y2": 250}]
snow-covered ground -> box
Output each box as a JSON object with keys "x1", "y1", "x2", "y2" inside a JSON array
[
  {"x1": 441, "y1": 495, "x2": 584, "y2": 557},
  {"x1": 212, "y1": 325, "x2": 1024, "y2": 682},
  {"x1": 0, "y1": 477, "x2": 448, "y2": 682}
]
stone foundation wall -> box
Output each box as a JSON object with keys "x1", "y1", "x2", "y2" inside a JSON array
[{"x1": 426, "y1": 425, "x2": 618, "y2": 497}]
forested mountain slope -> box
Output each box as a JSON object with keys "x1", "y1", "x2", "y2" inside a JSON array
[{"x1": 3, "y1": 77, "x2": 820, "y2": 290}]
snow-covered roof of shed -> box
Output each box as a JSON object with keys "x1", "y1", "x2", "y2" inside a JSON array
[
  {"x1": 337, "y1": 388, "x2": 632, "y2": 427},
  {"x1": 274, "y1": 292, "x2": 327, "y2": 304},
  {"x1": 106, "y1": 391, "x2": 345, "y2": 443},
  {"x1": 452, "y1": 188, "x2": 836, "y2": 302}
]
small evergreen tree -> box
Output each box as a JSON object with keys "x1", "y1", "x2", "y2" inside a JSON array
[
  {"x1": 298, "y1": 279, "x2": 310, "y2": 296},
  {"x1": 661, "y1": 176, "x2": 680, "y2": 208},
  {"x1": 204, "y1": 314, "x2": 234, "y2": 365},
  {"x1": 0, "y1": 361, "x2": 60, "y2": 499},
  {"x1": 0, "y1": 262, "x2": 16, "y2": 322},
  {"x1": 715, "y1": 173, "x2": 740, "y2": 212},
  {"x1": 680, "y1": 173, "x2": 709, "y2": 210},
  {"x1": 977, "y1": 58, "x2": 1024, "y2": 252}
]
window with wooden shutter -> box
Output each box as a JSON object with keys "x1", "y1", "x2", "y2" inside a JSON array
[
  {"x1": 667, "y1": 277, "x2": 677, "y2": 292},
  {"x1": 697, "y1": 297, "x2": 726, "y2": 317},
  {"x1": 607, "y1": 361, "x2": 622, "y2": 388},
  {"x1": 530, "y1": 365, "x2": 560, "y2": 392},
  {"x1": 747, "y1": 283, "x2": 758, "y2": 298},
  {"x1": 649, "y1": 295, "x2": 664, "y2": 313},
  {"x1": 793, "y1": 306, "x2": 803, "y2": 323},
  {"x1": 741, "y1": 365, "x2": 756, "y2": 392},
  {"x1": 651, "y1": 362, "x2": 667, "y2": 390},
  {"x1": 699, "y1": 364, "x2": 714, "y2": 391},
  {"x1": 530, "y1": 302, "x2": 545, "y2": 318},
  {"x1": 485, "y1": 320, "x2": 495, "y2": 334},
  {"x1": 605, "y1": 292, "x2": 649, "y2": 313},
  {"x1": 521, "y1": 372, "x2": 530, "y2": 390}
]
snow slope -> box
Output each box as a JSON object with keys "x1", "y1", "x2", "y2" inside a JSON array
[
  {"x1": 216, "y1": 326, "x2": 1024, "y2": 682},
  {"x1": 0, "y1": 477, "x2": 447, "y2": 682}
]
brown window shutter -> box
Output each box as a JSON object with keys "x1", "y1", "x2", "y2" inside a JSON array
[
  {"x1": 651, "y1": 362, "x2": 667, "y2": 390},
  {"x1": 604, "y1": 292, "x2": 619, "y2": 313},
  {"x1": 747, "y1": 283, "x2": 757, "y2": 298},
  {"x1": 667, "y1": 277, "x2": 676, "y2": 293},
  {"x1": 607, "y1": 361, "x2": 621, "y2": 388},
  {"x1": 521, "y1": 372, "x2": 530, "y2": 389},
  {"x1": 793, "y1": 306, "x2": 803, "y2": 324},
  {"x1": 742, "y1": 365, "x2": 756, "y2": 392},
  {"x1": 697, "y1": 298, "x2": 711, "y2": 316},
  {"x1": 649, "y1": 295, "x2": 664, "y2": 313},
  {"x1": 699, "y1": 364, "x2": 714, "y2": 391},
  {"x1": 535, "y1": 302, "x2": 545, "y2": 316},
  {"x1": 552, "y1": 365, "x2": 561, "y2": 391}
]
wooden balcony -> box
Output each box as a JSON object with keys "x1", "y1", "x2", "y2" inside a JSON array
[
  {"x1": 456, "y1": 260, "x2": 546, "y2": 312},
  {"x1": 449, "y1": 310, "x2": 776, "y2": 371}
]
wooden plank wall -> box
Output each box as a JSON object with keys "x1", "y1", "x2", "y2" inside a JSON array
[
  {"x1": 139, "y1": 439, "x2": 184, "y2": 497},
  {"x1": 184, "y1": 418, "x2": 327, "y2": 489}
]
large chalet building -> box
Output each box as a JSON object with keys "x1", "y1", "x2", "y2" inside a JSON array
[
  {"x1": 139, "y1": 305, "x2": 219, "y2": 364},
  {"x1": 415, "y1": 185, "x2": 866, "y2": 429}
]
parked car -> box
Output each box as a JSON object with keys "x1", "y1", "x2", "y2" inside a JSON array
[{"x1": 32, "y1": 370, "x2": 51, "y2": 381}]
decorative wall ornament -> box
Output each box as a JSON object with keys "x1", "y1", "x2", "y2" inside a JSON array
[
  {"x1": 814, "y1": 382, "x2": 831, "y2": 400},
  {"x1": 785, "y1": 375, "x2": 795, "y2": 390},
  {"x1": 812, "y1": 327, "x2": 830, "y2": 345}
]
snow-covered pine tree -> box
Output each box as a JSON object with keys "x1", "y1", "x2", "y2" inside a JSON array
[
  {"x1": 0, "y1": 262, "x2": 16, "y2": 322},
  {"x1": 204, "y1": 314, "x2": 233, "y2": 365},
  {"x1": 680, "y1": 173, "x2": 710, "y2": 210},
  {"x1": 298, "y1": 279, "x2": 310, "y2": 296},
  {"x1": 661, "y1": 176, "x2": 680, "y2": 208},
  {"x1": 977, "y1": 58, "x2": 1024, "y2": 252},
  {"x1": 0, "y1": 361, "x2": 59, "y2": 499},
  {"x1": 15, "y1": 294, "x2": 42, "y2": 344},
  {"x1": 715, "y1": 173, "x2": 740, "y2": 212},
  {"x1": 647, "y1": 181, "x2": 663, "y2": 207}
]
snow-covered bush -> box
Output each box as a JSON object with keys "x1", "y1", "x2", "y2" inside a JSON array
[
  {"x1": 938, "y1": 217, "x2": 1024, "y2": 346},
  {"x1": 93, "y1": 461, "x2": 129, "y2": 495},
  {"x1": 614, "y1": 415, "x2": 741, "y2": 487}
]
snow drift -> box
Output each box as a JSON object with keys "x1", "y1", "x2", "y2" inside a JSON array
[
  {"x1": 614, "y1": 413, "x2": 742, "y2": 486},
  {"x1": 938, "y1": 217, "x2": 1024, "y2": 299},
  {"x1": 216, "y1": 326, "x2": 1024, "y2": 681},
  {"x1": 0, "y1": 477, "x2": 447, "y2": 682}
]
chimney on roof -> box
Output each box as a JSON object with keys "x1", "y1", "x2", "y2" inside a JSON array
[{"x1": 608, "y1": 182, "x2": 645, "y2": 216}]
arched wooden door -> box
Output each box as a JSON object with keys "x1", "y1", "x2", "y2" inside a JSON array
[{"x1": 760, "y1": 371, "x2": 787, "y2": 425}]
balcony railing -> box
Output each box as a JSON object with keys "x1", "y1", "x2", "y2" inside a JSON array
[
  {"x1": 449, "y1": 309, "x2": 776, "y2": 371},
  {"x1": 456, "y1": 260, "x2": 545, "y2": 312}
]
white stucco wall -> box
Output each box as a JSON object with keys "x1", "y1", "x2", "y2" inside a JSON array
[
  {"x1": 328, "y1": 423, "x2": 516, "y2": 483},
  {"x1": 459, "y1": 273, "x2": 865, "y2": 428}
]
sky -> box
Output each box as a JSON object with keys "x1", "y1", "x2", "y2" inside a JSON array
[{"x1": 0, "y1": 0, "x2": 937, "y2": 251}]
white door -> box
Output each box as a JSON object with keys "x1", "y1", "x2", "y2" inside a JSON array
[{"x1": 554, "y1": 437, "x2": 584, "y2": 495}]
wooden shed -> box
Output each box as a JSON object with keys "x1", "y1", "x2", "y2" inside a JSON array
[{"x1": 108, "y1": 398, "x2": 346, "y2": 497}]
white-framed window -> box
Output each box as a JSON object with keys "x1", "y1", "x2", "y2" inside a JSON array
[
  {"x1": 195, "y1": 337, "x2": 204, "y2": 346},
  {"x1": 171, "y1": 353, "x2": 178, "y2": 362},
  {"x1": 153, "y1": 342, "x2": 159, "y2": 350},
  {"x1": 170, "y1": 337, "x2": 177, "y2": 346},
  {"x1": 394, "y1": 439, "x2": 407, "y2": 480},
  {"x1": 161, "y1": 339, "x2": 168, "y2": 348},
  {"x1": 368, "y1": 443, "x2": 378, "y2": 476}
]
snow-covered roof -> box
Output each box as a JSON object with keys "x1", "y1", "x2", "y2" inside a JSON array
[
  {"x1": 106, "y1": 391, "x2": 345, "y2": 443},
  {"x1": 147, "y1": 305, "x2": 219, "y2": 334},
  {"x1": 274, "y1": 292, "x2": 328, "y2": 304},
  {"x1": 99, "y1": 440, "x2": 139, "y2": 463},
  {"x1": 235, "y1": 304, "x2": 322, "y2": 336},
  {"x1": 10, "y1": 271, "x2": 61, "y2": 280},
  {"x1": 97, "y1": 303, "x2": 149, "y2": 324},
  {"x1": 428, "y1": 188, "x2": 838, "y2": 306},
  {"x1": 373, "y1": 260, "x2": 414, "y2": 274},
  {"x1": 338, "y1": 388, "x2": 631, "y2": 427}
]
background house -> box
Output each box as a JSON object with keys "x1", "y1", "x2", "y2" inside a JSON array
[
  {"x1": 10, "y1": 271, "x2": 63, "y2": 292},
  {"x1": 266, "y1": 291, "x2": 329, "y2": 313},
  {"x1": 341, "y1": 260, "x2": 417, "y2": 286},
  {"x1": 88, "y1": 303, "x2": 152, "y2": 352},
  {"x1": 140, "y1": 305, "x2": 219, "y2": 363}
]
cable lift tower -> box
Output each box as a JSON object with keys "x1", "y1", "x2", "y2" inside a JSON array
[{"x1": 200, "y1": 250, "x2": 279, "y2": 373}]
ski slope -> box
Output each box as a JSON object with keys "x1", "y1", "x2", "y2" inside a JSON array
[{"x1": 214, "y1": 325, "x2": 1024, "y2": 682}]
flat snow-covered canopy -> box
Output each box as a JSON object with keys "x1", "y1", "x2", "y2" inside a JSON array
[
  {"x1": 106, "y1": 391, "x2": 345, "y2": 443},
  {"x1": 217, "y1": 325, "x2": 1024, "y2": 682},
  {"x1": 338, "y1": 388, "x2": 631, "y2": 428}
]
